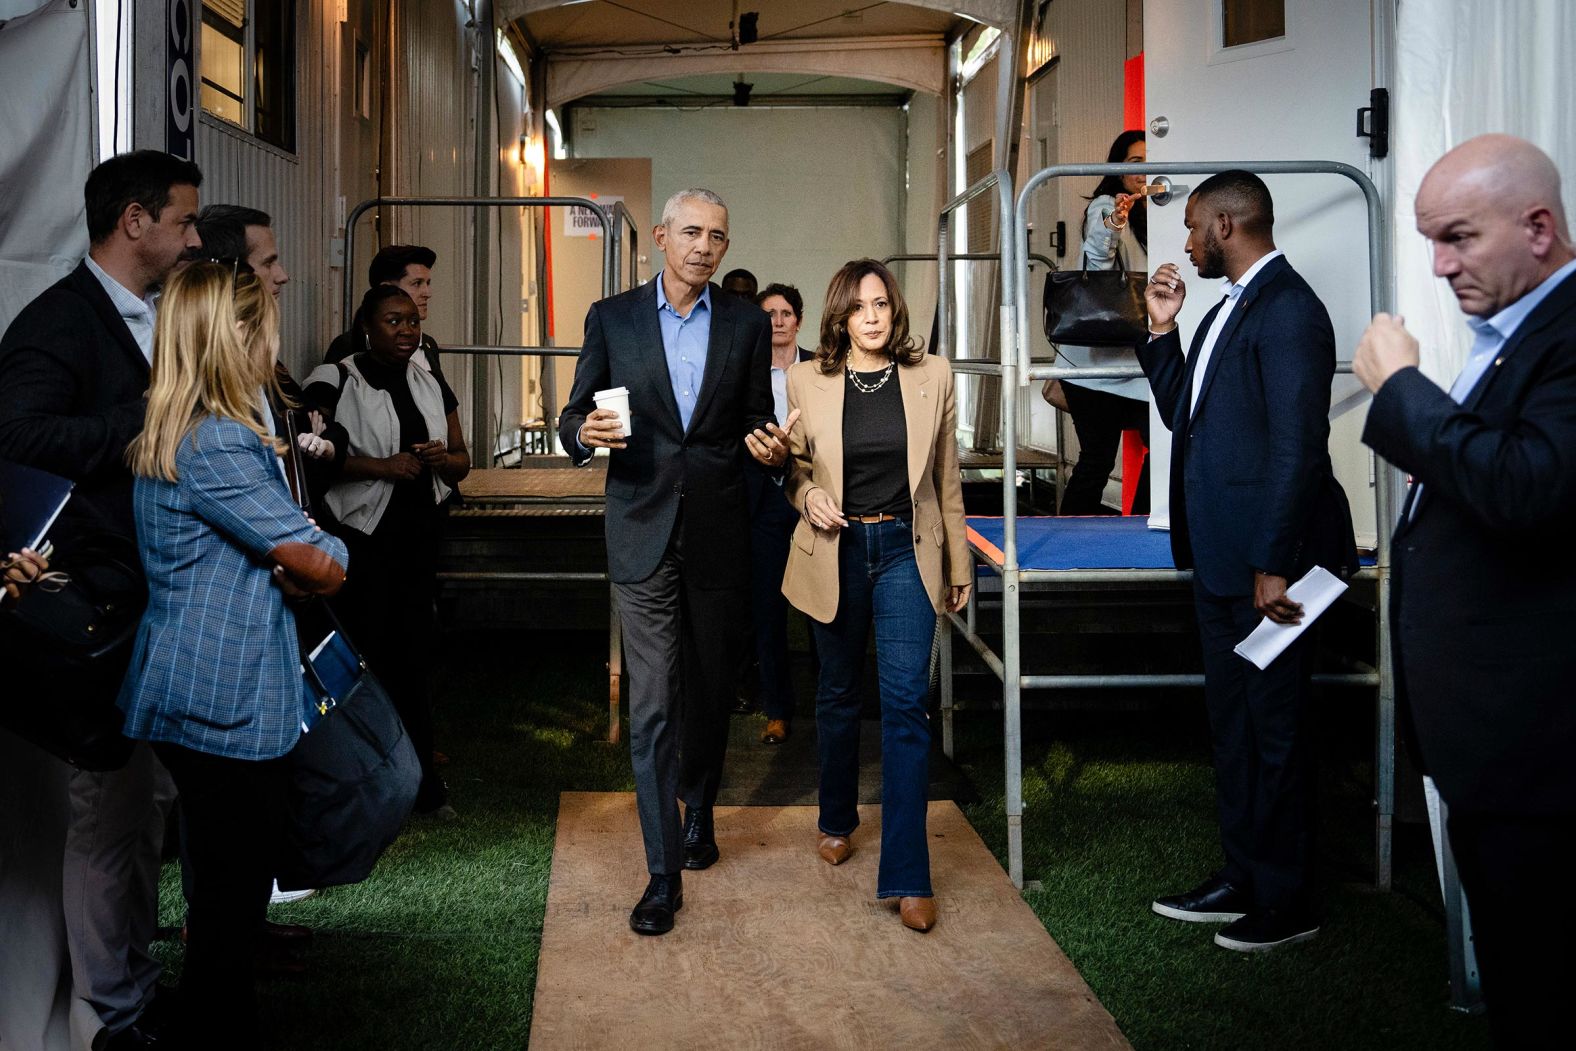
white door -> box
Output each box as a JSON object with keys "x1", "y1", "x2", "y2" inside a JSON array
[{"x1": 1143, "y1": 0, "x2": 1382, "y2": 544}]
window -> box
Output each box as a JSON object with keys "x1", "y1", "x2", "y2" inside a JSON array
[
  {"x1": 1222, "y1": 0, "x2": 1285, "y2": 48},
  {"x1": 200, "y1": 0, "x2": 296, "y2": 152}
]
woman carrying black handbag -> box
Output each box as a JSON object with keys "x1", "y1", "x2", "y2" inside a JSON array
[
  {"x1": 1043, "y1": 129, "x2": 1153, "y2": 515},
  {"x1": 118, "y1": 265, "x2": 348, "y2": 1049}
]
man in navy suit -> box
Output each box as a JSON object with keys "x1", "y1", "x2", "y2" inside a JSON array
[
  {"x1": 1356, "y1": 135, "x2": 1576, "y2": 1046},
  {"x1": 1138, "y1": 171, "x2": 1356, "y2": 953},
  {"x1": 559, "y1": 188, "x2": 793, "y2": 935},
  {"x1": 0, "y1": 150, "x2": 202, "y2": 1049}
]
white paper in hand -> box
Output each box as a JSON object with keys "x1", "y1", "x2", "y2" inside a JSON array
[{"x1": 1233, "y1": 565, "x2": 1349, "y2": 670}]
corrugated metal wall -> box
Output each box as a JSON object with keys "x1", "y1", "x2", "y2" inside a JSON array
[
  {"x1": 488, "y1": 45, "x2": 531, "y2": 447},
  {"x1": 193, "y1": 0, "x2": 530, "y2": 457},
  {"x1": 196, "y1": 0, "x2": 337, "y2": 380},
  {"x1": 387, "y1": 0, "x2": 478, "y2": 435}
]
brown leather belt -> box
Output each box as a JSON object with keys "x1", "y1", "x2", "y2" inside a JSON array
[{"x1": 846, "y1": 513, "x2": 899, "y2": 524}]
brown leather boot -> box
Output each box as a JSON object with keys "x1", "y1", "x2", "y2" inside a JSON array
[
  {"x1": 899, "y1": 896, "x2": 937, "y2": 931},
  {"x1": 817, "y1": 834, "x2": 852, "y2": 865}
]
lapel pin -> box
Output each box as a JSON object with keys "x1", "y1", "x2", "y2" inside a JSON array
[{"x1": 1494, "y1": 357, "x2": 1504, "y2": 366}]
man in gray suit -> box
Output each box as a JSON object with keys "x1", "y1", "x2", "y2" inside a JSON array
[{"x1": 559, "y1": 188, "x2": 794, "y2": 935}]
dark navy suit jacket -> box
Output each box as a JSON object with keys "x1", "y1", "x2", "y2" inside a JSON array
[
  {"x1": 1138, "y1": 254, "x2": 1356, "y2": 597},
  {"x1": 558, "y1": 279, "x2": 774, "y2": 587},
  {"x1": 0, "y1": 262, "x2": 151, "y2": 549},
  {"x1": 1364, "y1": 269, "x2": 1576, "y2": 815}
]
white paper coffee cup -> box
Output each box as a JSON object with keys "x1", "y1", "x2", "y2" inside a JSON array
[{"x1": 593, "y1": 386, "x2": 632, "y2": 436}]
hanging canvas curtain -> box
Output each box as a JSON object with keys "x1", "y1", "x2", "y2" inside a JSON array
[
  {"x1": 0, "y1": 0, "x2": 92, "y2": 334},
  {"x1": 1393, "y1": 0, "x2": 1576, "y2": 384}
]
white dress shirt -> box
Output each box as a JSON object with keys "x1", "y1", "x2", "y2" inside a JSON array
[{"x1": 1188, "y1": 249, "x2": 1283, "y2": 417}]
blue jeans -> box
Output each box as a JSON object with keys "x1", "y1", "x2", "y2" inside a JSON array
[{"x1": 811, "y1": 517, "x2": 936, "y2": 899}]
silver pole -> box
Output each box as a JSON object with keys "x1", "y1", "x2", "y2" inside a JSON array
[{"x1": 342, "y1": 195, "x2": 618, "y2": 336}]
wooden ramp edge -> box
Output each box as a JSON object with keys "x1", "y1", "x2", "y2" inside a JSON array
[{"x1": 529, "y1": 792, "x2": 1129, "y2": 1051}]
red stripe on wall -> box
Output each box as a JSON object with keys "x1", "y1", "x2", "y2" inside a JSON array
[{"x1": 1124, "y1": 53, "x2": 1145, "y2": 131}]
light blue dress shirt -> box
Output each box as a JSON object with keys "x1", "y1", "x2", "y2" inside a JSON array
[
  {"x1": 655, "y1": 273, "x2": 712, "y2": 431},
  {"x1": 84, "y1": 255, "x2": 158, "y2": 363},
  {"x1": 1449, "y1": 256, "x2": 1576, "y2": 402}
]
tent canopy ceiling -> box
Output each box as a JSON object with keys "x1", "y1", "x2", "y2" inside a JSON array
[
  {"x1": 502, "y1": 1, "x2": 1015, "y2": 103},
  {"x1": 502, "y1": 1, "x2": 1015, "y2": 46},
  {"x1": 582, "y1": 72, "x2": 912, "y2": 100},
  {"x1": 509, "y1": 0, "x2": 959, "y2": 47}
]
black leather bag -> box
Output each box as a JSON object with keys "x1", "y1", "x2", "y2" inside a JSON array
[
  {"x1": 0, "y1": 534, "x2": 143, "y2": 770},
  {"x1": 1043, "y1": 268, "x2": 1149, "y2": 347},
  {"x1": 274, "y1": 610, "x2": 420, "y2": 890}
]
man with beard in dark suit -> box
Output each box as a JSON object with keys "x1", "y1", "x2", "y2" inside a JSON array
[
  {"x1": 1356, "y1": 134, "x2": 1576, "y2": 1047},
  {"x1": 1139, "y1": 170, "x2": 1356, "y2": 954}
]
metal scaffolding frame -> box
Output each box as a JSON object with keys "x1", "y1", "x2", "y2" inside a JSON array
[
  {"x1": 340, "y1": 195, "x2": 640, "y2": 744},
  {"x1": 935, "y1": 160, "x2": 1405, "y2": 894}
]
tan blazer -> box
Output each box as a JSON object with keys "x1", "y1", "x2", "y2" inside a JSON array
[{"x1": 781, "y1": 353, "x2": 971, "y2": 624}]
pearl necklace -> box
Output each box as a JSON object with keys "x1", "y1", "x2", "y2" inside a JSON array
[{"x1": 846, "y1": 359, "x2": 895, "y2": 394}]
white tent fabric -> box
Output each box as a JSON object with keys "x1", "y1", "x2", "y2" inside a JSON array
[
  {"x1": 0, "y1": 0, "x2": 93, "y2": 335},
  {"x1": 1393, "y1": 0, "x2": 1576, "y2": 386}
]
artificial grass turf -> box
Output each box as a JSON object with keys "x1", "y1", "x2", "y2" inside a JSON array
[
  {"x1": 153, "y1": 631, "x2": 1490, "y2": 1049},
  {"x1": 953, "y1": 705, "x2": 1492, "y2": 1051}
]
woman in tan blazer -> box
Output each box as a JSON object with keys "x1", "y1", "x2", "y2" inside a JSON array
[{"x1": 781, "y1": 258, "x2": 972, "y2": 932}]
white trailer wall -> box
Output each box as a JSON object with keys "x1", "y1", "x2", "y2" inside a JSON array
[{"x1": 1143, "y1": 0, "x2": 1380, "y2": 544}]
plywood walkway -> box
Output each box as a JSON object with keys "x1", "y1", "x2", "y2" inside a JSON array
[{"x1": 529, "y1": 793, "x2": 1128, "y2": 1051}]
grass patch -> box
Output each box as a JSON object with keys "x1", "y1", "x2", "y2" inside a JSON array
[{"x1": 954, "y1": 706, "x2": 1489, "y2": 1050}]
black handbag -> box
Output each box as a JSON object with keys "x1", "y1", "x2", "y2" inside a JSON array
[
  {"x1": 1043, "y1": 265, "x2": 1148, "y2": 348},
  {"x1": 0, "y1": 533, "x2": 143, "y2": 770},
  {"x1": 274, "y1": 606, "x2": 420, "y2": 891}
]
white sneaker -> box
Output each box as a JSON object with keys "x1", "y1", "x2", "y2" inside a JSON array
[{"x1": 270, "y1": 880, "x2": 315, "y2": 904}]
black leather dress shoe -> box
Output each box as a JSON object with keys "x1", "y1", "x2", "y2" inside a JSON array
[
  {"x1": 682, "y1": 806, "x2": 719, "y2": 870},
  {"x1": 629, "y1": 872, "x2": 683, "y2": 935},
  {"x1": 1151, "y1": 874, "x2": 1249, "y2": 923}
]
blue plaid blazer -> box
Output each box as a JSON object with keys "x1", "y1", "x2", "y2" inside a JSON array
[{"x1": 118, "y1": 416, "x2": 349, "y2": 759}]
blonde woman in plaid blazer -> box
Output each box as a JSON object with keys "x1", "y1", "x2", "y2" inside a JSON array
[{"x1": 117, "y1": 265, "x2": 346, "y2": 1048}]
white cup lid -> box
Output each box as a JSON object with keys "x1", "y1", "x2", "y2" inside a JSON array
[{"x1": 594, "y1": 386, "x2": 630, "y2": 400}]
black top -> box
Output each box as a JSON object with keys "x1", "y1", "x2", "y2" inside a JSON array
[
  {"x1": 841, "y1": 368, "x2": 908, "y2": 517},
  {"x1": 303, "y1": 352, "x2": 458, "y2": 541}
]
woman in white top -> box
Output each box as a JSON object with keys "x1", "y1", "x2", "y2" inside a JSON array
[
  {"x1": 303, "y1": 285, "x2": 469, "y2": 816},
  {"x1": 1045, "y1": 129, "x2": 1152, "y2": 515}
]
